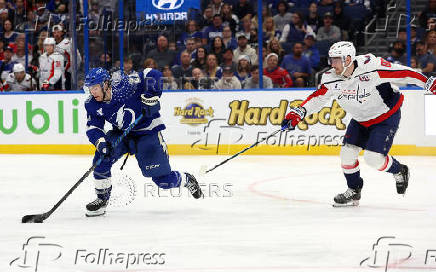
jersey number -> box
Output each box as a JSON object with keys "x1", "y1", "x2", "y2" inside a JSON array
[{"x1": 380, "y1": 58, "x2": 391, "y2": 67}]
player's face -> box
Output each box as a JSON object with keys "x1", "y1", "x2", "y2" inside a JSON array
[
  {"x1": 89, "y1": 84, "x2": 104, "y2": 101},
  {"x1": 330, "y1": 57, "x2": 344, "y2": 74},
  {"x1": 44, "y1": 44, "x2": 54, "y2": 54},
  {"x1": 14, "y1": 71, "x2": 25, "y2": 82}
]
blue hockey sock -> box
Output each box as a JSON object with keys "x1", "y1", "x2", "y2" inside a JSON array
[
  {"x1": 96, "y1": 186, "x2": 112, "y2": 201},
  {"x1": 152, "y1": 171, "x2": 182, "y2": 189},
  {"x1": 386, "y1": 156, "x2": 401, "y2": 174},
  {"x1": 344, "y1": 172, "x2": 363, "y2": 190}
]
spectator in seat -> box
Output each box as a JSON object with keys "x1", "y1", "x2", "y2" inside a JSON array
[
  {"x1": 418, "y1": 0, "x2": 436, "y2": 31},
  {"x1": 215, "y1": 65, "x2": 241, "y2": 89},
  {"x1": 410, "y1": 56, "x2": 421, "y2": 72},
  {"x1": 2, "y1": 19, "x2": 18, "y2": 44},
  {"x1": 303, "y1": 33, "x2": 320, "y2": 71},
  {"x1": 317, "y1": 0, "x2": 335, "y2": 18},
  {"x1": 415, "y1": 41, "x2": 436, "y2": 76},
  {"x1": 11, "y1": 35, "x2": 32, "y2": 67},
  {"x1": 174, "y1": 37, "x2": 197, "y2": 66},
  {"x1": 12, "y1": 0, "x2": 27, "y2": 27},
  {"x1": 200, "y1": 7, "x2": 214, "y2": 30},
  {"x1": 307, "y1": 2, "x2": 321, "y2": 34},
  {"x1": 2, "y1": 63, "x2": 36, "y2": 91},
  {"x1": 233, "y1": 32, "x2": 257, "y2": 65},
  {"x1": 146, "y1": 35, "x2": 176, "y2": 70},
  {"x1": 221, "y1": 3, "x2": 238, "y2": 33},
  {"x1": 220, "y1": 48, "x2": 237, "y2": 72},
  {"x1": 263, "y1": 17, "x2": 281, "y2": 44},
  {"x1": 273, "y1": 1, "x2": 293, "y2": 33},
  {"x1": 143, "y1": 58, "x2": 158, "y2": 69},
  {"x1": 210, "y1": 0, "x2": 224, "y2": 15},
  {"x1": 317, "y1": 12, "x2": 341, "y2": 43},
  {"x1": 263, "y1": 53, "x2": 293, "y2": 88},
  {"x1": 235, "y1": 55, "x2": 251, "y2": 82},
  {"x1": 211, "y1": 36, "x2": 225, "y2": 64},
  {"x1": 267, "y1": 37, "x2": 286, "y2": 64},
  {"x1": 38, "y1": 37, "x2": 65, "y2": 90},
  {"x1": 179, "y1": 20, "x2": 203, "y2": 46},
  {"x1": 243, "y1": 64, "x2": 273, "y2": 89},
  {"x1": 162, "y1": 65, "x2": 178, "y2": 90},
  {"x1": 281, "y1": 42, "x2": 311, "y2": 87},
  {"x1": 222, "y1": 26, "x2": 237, "y2": 50},
  {"x1": 333, "y1": 2, "x2": 350, "y2": 41},
  {"x1": 280, "y1": 11, "x2": 315, "y2": 44},
  {"x1": 205, "y1": 53, "x2": 222, "y2": 79},
  {"x1": 171, "y1": 50, "x2": 193, "y2": 87},
  {"x1": 191, "y1": 46, "x2": 208, "y2": 70},
  {"x1": 186, "y1": 67, "x2": 213, "y2": 90},
  {"x1": 0, "y1": 45, "x2": 17, "y2": 81},
  {"x1": 233, "y1": 0, "x2": 254, "y2": 20},
  {"x1": 426, "y1": 30, "x2": 436, "y2": 55},
  {"x1": 203, "y1": 14, "x2": 224, "y2": 45},
  {"x1": 385, "y1": 41, "x2": 407, "y2": 65},
  {"x1": 238, "y1": 15, "x2": 253, "y2": 41}
]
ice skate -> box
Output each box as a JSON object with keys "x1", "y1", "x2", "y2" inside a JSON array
[
  {"x1": 85, "y1": 198, "x2": 108, "y2": 217},
  {"x1": 333, "y1": 187, "x2": 361, "y2": 207},
  {"x1": 184, "y1": 172, "x2": 203, "y2": 199},
  {"x1": 394, "y1": 164, "x2": 409, "y2": 194}
]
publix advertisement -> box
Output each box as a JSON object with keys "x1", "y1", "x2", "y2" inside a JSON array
[{"x1": 0, "y1": 90, "x2": 433, "y2": 155}]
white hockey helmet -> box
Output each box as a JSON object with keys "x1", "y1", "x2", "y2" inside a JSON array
[
  {"x1": 43, "y1": 37, "x2": 56, "y2": 45},
  {"x1": 328, "y1": 41, "x2": 356, "y2": 76},
  {"x1": 13, "y1": 63, "x2": 25, "y2": 73},
  {"x1": 328, "y1": 41, "x2": 356, "y2": 63}
]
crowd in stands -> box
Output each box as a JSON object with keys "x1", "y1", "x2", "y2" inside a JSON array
[{"x1": 1, "y1": 0, "x2": 436, "y2": 91}]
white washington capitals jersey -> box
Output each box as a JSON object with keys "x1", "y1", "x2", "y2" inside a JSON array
[{"x1": 301, "y1": 54, "x2": 427, "y2": 127}]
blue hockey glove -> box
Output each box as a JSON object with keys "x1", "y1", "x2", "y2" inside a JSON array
[
  {"x1": 141, "y1": 94, "x2": 161, "y2": 117},
  {"x1": 281, "y1": 107, "x2": 306, "y2": 131},
  {"x1": 96, "y1": 138, "x2": 113, "y2": 157}
]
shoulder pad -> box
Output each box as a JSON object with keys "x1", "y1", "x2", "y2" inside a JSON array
[{"x1": 320, "y1": 68, "x2": 341, "y2": 85}]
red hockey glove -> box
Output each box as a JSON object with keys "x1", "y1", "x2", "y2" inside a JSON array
[{"x1": 281, "y1": 107, "x2": 306, "y2": 131}]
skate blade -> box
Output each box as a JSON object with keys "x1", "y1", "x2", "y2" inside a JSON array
[
  {"x1": 85, "y1": 208, "x2": 107, "y2": 217},
  {"x1": 332, "y1": 200, "x2": 359, "y2": 207}
]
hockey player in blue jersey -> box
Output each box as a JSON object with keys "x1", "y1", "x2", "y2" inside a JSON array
[{"x1": 83, "y1": 67, "x2": 203, "y2": 217}]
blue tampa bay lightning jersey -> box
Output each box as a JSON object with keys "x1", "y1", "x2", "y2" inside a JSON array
[{"x1": 85, "y1": 68, "x2": 165, "y2": 145}]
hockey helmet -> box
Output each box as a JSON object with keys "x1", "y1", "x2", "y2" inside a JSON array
[
  {"x1": 13, "y1": 63, "x2": 25, "y2": 73},
  {"x1": 328, "y1": 41, "x2": 356, "y2": 64},
  {"x1": 84, "y1": 67, "x2": 111, "y2": 88}
]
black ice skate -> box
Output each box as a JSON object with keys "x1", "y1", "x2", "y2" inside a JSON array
[
  {"x1": 394, "y1": 164, "x2": 409, "y2": 194},
  {"x1": 85, "y1": 198, "x2": 108, "y2": 217},
  {"x1": 184, "y1": 172, "x2": 203, "y2": 199},
  {"x1": 333, "y1": 187, "x2": 361, "y2": 207}
]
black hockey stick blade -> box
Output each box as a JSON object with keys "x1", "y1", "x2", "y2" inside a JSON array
[{"x1": 22, "y1": 213, "x2": 48, "y2": 223}]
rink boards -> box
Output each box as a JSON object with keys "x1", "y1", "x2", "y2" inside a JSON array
[{"x1": 0, "y1": 89, "x2": 435, "y2": 155}]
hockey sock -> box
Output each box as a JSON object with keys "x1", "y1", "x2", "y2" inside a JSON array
[
  {"x1": 344, "y1": 171, "x2": 363, "y2": 190},
  {"x1": 152, "y1": 171, "x2": 182, "y2": 189},
  {"x1": 96, "y1": 186, "x2": 112, "y2": 201},
  {"x1": 384, "y1": 156, "x2": 401, "y2": 174}
]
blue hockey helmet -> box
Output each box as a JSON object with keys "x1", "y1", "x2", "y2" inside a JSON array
[{"x1": 84, "y1": 67, "x2": 111, "y2": 87}]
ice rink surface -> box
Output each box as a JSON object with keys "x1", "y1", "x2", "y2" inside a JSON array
[{"x1": 1, "y1": 154, "x2": 436, "y2": 272}]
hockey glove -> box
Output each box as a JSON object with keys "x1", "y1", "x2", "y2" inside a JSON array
[
  {"x1": 425, "y1": 76, "x2": 436, "y2": 94},
  {"x1": 96, "y1": 138, "x2": 113, "y2": 157},
  {"x1": 281, "y1": 107, "x2": 306, "y2": 131},
  {"x1": 141, "y1": 94, "x2": 161, "y2": 118},
  {"x1": 41, "y1": 80, "x2": 50, "y2": 90}
]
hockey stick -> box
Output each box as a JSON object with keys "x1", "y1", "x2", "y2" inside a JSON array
[
  {"x1": 200, "y1": 129, "x2": 282, "y2": 175},
  {"x1": 22, "y1": 113, "x2": 144, "y2": 223}
]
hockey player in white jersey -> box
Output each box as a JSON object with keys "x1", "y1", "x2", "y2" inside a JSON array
[
  {"x1": 282, "y1": 41, "x2": 436, "y2": 206},
  {"x1": 53, "y1": 24, "x2": 82, "y2": 90},
  {"x1": 3, "y1": 63, "x2": 36, "y2": 91},
  {"x1": 38, "y1": 37, "x2": 65, "y2": 90}
]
